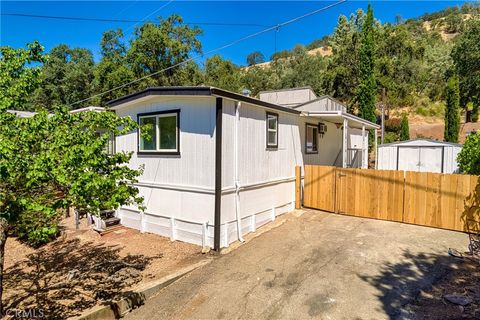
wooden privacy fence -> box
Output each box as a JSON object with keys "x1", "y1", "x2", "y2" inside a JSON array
[{"x1": 298, "y1": 165, "x2": 480, "y2": 232}]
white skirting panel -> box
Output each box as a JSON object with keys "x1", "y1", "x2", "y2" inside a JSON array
[{"x1": 117, "y1": 180, "x2": 295, "y2": 249}]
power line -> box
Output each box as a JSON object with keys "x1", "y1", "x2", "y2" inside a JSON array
[
  {"x1": 1, "y1": 12, "x2": 271, "y2": 27},
  {"x1": 70, "y1": 0, "x2": 348, "y2": 107},
  {"x1": 126, "y1": 0, "x2": 175, "y2": 32}
]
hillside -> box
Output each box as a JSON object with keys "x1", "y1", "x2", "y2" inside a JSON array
[{"x1": 238, "y1": 3, "x2": 480, "y2": 143}]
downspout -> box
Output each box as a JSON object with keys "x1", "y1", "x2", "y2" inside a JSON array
[
  {"x1": 214, "y1": 98, "x2": 223, "y2": 251},
  {"x1": 234, "y1": 101, "x2": 245, "y2": 242}
]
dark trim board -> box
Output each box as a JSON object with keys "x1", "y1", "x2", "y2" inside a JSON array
[
  {"x1": 214, "y1": 97, "x2": 223, "y2": 251},
  {"x1": 305, "y1": 122, "x2": 319, "y2": 154},
  {"x1": 265, "y1": 111, "x2": 279, "y2": 149},
  {"x1": 107, "y1": 86, "x2": 300, "y2": 115}
]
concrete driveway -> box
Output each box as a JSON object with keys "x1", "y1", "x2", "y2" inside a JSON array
[{"x1": 126, "y1": 210, "x2": 468, "y2": 320}]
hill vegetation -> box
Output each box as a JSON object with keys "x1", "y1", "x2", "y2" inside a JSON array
[{"x1": 7, "y1": 3, "x2": 480, "y2": 128}]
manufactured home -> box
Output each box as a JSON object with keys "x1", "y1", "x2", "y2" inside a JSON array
[{"x1": 108, "y1": 86, "x2": 379, "y2": 250}]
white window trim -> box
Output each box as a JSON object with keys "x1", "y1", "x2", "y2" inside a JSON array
[
  {"x1": 306, "y1": 124, "x2": 318, "y2": 154},
  {"x1": 266, "y1": 112, "x2": 279, "y2": 149},
  {"x1": 138, "y1": 110, "x2": 180, "y2": 154}
]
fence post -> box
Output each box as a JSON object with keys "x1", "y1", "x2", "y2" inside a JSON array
[{"x1": 295, "y1": 166, "x2": 301, "y2": 209}]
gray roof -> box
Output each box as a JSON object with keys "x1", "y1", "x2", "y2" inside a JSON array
[
  {"x1": 107, "y1": 86, "x2": 301, "y2": 115},
  {"x1": 379, "y1": 139, "x2": 463, "y2": 147}
]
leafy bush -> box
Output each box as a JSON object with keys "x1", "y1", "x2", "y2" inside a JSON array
[
  {"x1": 14, "y1": 210, "x2": 62, "y2": 247},
  {"x1": 457, "y1": 131, "x2": 480, "y2": 175},
  {"x1": 383, "y1": 131, "x2": 398, "y2": 143}
]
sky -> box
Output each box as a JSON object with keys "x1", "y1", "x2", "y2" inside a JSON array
[{"x1": 0, "y1": 1, "x2": 474, "y2": 66}]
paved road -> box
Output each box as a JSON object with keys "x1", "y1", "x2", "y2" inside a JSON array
[{"x1": 126, "y1": 210, "x2": 468, "y2": 320}]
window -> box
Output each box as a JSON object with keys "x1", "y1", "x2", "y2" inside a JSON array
[
  {"x1": 138, "y1": 110, "x2": 180, "y2": 154},
  {"x1": 95, "y1": 130, "x2": 115, "y2": 155},
  {"x1": 266, "y1": 112, "x2": 278, "y2": 148},
  {"x1": 306, "y1": 124, "x2": 318, "y2": 153}
]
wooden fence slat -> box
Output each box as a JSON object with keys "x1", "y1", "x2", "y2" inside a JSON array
[{"x1": 302, "y1": 165, "x2": 480, "y2": 233}]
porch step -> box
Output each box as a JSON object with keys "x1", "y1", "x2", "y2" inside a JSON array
[
  {"x1": 98, "y1": 224, "x2": 127, "y2": 236},
  {"x1": 104, "y1": 217, "x2": 121, "y2": 227}
]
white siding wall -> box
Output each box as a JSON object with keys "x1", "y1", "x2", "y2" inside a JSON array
[
  {"x1": 299, "y1": 118, "x2": 343, "y2": 166},
  {"x1": 259, "y1": 88, "x2": 316, "y2": 107},
  {"x1": 377, "y1": 146, "x2": 397, "y2": 170},
  {"x1": 115, "y1": 96, "x2": 217, "y2": 247},
  {"x1": 219, "y1": 99, "x2": 303, "y2": 247},
  {"x1": 294, "y1": 97, "x2": 346, "y2": 112}
]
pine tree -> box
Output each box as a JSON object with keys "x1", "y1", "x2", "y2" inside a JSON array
[
  {"x1": 356, "y1": 4, "x2": 377, "y2": 123},
  {"x1": 444, "y1": 76, "x2": 460, "y2": 143},
  {"x1": 400, "y1": 113, "x2": 410, "y2": 141}
]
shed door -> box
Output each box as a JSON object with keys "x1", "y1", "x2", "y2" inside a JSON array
[
  {"x1": 397, "y1": 147, "x2": 420, "y2": 171},
  {"x1": 419, "y1": 147, "x2": 443, "y2": 173},
  {"x1": 397, "y1": 146, "x2": 443, "y2": 173}
]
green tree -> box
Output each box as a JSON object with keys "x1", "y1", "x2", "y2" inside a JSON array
[
  {"x1": 400, "y1": 113, "x2": 410, "y2": 141},
  {"x1": 324, "y1": 11, "x2": 363, "y2": 105},
  {"x1": 246, "y1": 51, "x2": 265, "y2": 66},
  {"x1": 127, "y1": 14, "x2": 202, "y2": 88},
  {"x1": 0, "y1": 41, "x2": 46, "y2": 111},
  {"x1": 203, "y1": 55, "x2": 243, "y2": 92},
  {"x1": 356, "y1": 4, "x2": 377, "y2": 123},
  {"x1": 0, "y1": 44, "x2": 144, "y2": 314},
  {"x1": 93, "y1": 29, "x2": 135, "y2": 106},
  {"x1": 452, "y1": 19, "x2": 480, "y2": 121},
  {"x1": 32, "y1": 44, "x2": 95, "y2": 110},
  {"x1": 457, "y1": 131, "x2": 480, "y2": 174},
  {"x1": 444, "y1": 76, "x2": 460, "y2": 142}
]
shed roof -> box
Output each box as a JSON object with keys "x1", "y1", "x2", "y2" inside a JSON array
[{"x1": 378, "y1": 139, "x2": 463, "y2": 148}]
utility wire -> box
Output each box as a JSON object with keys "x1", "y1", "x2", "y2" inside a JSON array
[
  {"x1": 69, "y1": 0, "x2": 347, "y2": 107},
  {"x1": 126, "y1": 0, "x2": 175, "y2": 32},
  {"x1": 1, "y1": 12, "x2": 271, "y2": 27}
]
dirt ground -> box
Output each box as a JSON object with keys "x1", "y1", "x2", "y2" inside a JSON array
[
  {"x1": 3, "y1": 215, "x2": 206, "y2": 319},
  {"x1": 410, "y1": 119, "x2": 480, "y2": 143},
  {"x1": 406, "y1": 257, "x2": 480, "y2": 319}
]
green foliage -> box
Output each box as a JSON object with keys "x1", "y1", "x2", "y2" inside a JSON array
[
  {"x1": 127, "y1": 14, "x2": 202, "y2": 88},
  {"x1": 457, "y1": 131, "x2": 480, "y2": 174},
  {"x1": 32, "y1": 44, "x2": 95, "y2": 110},
  {"x1": 356, "y1": 4, "x2": 377, "y2": 123},
  {"x1": 384, "y1": 131, "x2": 399, "y2": 143},
  {"x1": 14, "y1": 209, "x2": 61, "y2": 247},
  {"x1": 452, "y1": 19, "x2": 480, "y2": 110},
  {"x1": 246, "y1": 51, "x2": 265, "y2": 66},
  {"x1": 473, "y1": 102, "x2": 479, "y2": 122},
  {"x1": 0, "y1": 41, "x2": 46, "y2": 111},
  {"x1": 93, "y1": 29, "x2": 134, "y2": 106},
  {"x1": 203, "y1": 55, "x2": 243, "y2": 92},
  {"x1": 0, "y1": 108, "x2": 144, "y2": 221},
  {"x1": 444, "y1": 76, "x2": 460, "y2": 142},
  {"x1": 324, "y1": 11, "x2": 363, "y2": 104},
  {"x1": 400, "y1": 113, "x2": 410, "y2": 140}
]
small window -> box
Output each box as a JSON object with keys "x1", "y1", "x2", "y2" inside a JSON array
[
  {"x1": 306, "y1": 124, "x2": 318, "y2": 153},
  {"x1": 266, "y1": 112, "x2": 278, "y2": 148},
  {"x1": 138, "y1": 110, "x2": 179, "y2": 154},
  {"x1": 95, "y1": 130, "x2": 115, "y2": 155}
]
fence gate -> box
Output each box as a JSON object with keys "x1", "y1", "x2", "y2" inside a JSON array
[
  {"x1": 300, "y1": 165, "x2": 480, "y2": 233},
  {"x1": 336, "y1": 168, "x2": 404, "y2": 222},
  {"x1": 303, "y1": 165, "x2": 336, "y2": 212}
]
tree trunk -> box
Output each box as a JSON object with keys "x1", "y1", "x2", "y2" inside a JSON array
[{"x1": 0, "y1": 218, "x2": 8, "y2": 317}]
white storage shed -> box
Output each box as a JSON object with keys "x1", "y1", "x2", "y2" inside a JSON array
[{"x1": 377, "y1": 139, "x2": 462, "y2": 173}]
